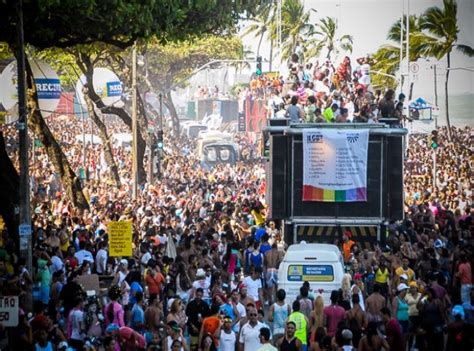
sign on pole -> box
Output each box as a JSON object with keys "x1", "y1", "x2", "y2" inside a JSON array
[
  {"x1": 302, "y1": 129, "x2": 369, "y2": 202},
  {"x1": 0, "y1": 296, "x2": 19, "y2": 327},
  {"x1": 409, "y1": 62, "x2": 419, "y2": 82},
  {"x1": 108, "y1": 221, "x2": 133, "y2": 257}
]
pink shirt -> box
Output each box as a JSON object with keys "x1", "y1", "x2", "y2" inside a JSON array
[
  {"x1": 323, "y1": 304, "x2": 346, "y2": 336},
  {"x1": 104, "y1": 301, "x2": 125, "y2": 327}
]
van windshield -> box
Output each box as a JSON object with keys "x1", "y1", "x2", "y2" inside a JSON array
[{"x1": 287, "y1": 265, "x2": 334, "y2": 282}]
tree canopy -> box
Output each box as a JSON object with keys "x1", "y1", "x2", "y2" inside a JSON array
[{"x1": 0, "y1": 0, "x2": 254, "y2": 49}]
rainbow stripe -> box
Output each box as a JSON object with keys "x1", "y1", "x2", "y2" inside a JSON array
[{"x1": 303, "y1": 185, "x2": 367, "y2": 202}]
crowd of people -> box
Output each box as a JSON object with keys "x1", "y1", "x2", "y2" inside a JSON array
[
  {"x1": 0, "y1": 82, "x2": 472, "y2": 351},
  {"x1": 245, "y1": 54, "x2": 408, "y2": 125}
]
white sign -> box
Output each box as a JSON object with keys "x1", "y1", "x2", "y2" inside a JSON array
[
  {"x1": 75, "y1": 67, "x2": 123, "y2": 107},
  {"x1": 0, "y1": 59, "x2": 62, "y2": 120},
  {"x1": 302, "y1": 129, "x2": 369, "y2": 202},
  {"x1": 0, "y1": 296, "x2": 19, "y2": 327}
]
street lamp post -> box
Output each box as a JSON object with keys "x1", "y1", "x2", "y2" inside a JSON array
[{"x1": 131, "y1": 44, "x2": 138, "y2": 199}]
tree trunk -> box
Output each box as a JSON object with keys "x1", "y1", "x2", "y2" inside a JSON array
[
  {"x1": 0, "y1": 132, "x2": 20, "y2": 249},
  {"x1": 25, "y1": 63, "x2": 89, "y2": 211},
  {"x1": 445, "y1": 52, "x2": 452, "y2": 141},
  {"x1": 83, "y1": 89, "x2": 121, "y2": 187},
  {"x1": 164, "y1": 91, "x2": 180, "y2": 136},
  {"x1": 78, "y1": 55, "x2": 147, "y2": 185}
]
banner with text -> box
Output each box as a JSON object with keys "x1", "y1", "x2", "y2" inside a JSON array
[
  {"x1": 303, "y1": 129, "x2": 369, "y2": 202},
  {"x1": 108, "y1": 221, "x2": 133, "y2": 257}
]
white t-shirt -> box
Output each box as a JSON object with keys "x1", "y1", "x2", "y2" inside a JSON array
[
  {"x1": 69, "y1": 309, "x2": 84, "y2": 341},
  {"x1": 243, "y1": 276, "x2": 262, "y2": 302},
  {"x1": 95, "y1": 249, "x2": 108, "y2": 274},
  {"x1": 192, "y1": 279, "x2": 210, "y2": 300},
  {"x1": 233, "y1": 302, "x2": 247, "y2": 333},
  {"x1": 239, "y1": 321, "x2": 265, "y2": 351},
  {"x1": 220, "y1": 330, "x2": 237, "y2": 351}
]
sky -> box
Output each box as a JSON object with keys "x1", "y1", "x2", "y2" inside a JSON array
[{"x1": 240, "y1": 0, "x2": 474, "y2": 99}]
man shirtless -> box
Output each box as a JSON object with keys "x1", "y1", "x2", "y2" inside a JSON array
[
  {"x1": 265, "y1": 243, "x2": 282, "y2": 305},
  {"x1": 365, "y1": 284, "x2": 385, "y2": 323}
]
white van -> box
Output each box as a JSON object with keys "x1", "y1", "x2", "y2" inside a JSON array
[{"x1": 277, "y1": 242, "x2": 344, "y2": 305}]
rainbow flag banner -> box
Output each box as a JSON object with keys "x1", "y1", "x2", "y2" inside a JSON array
[{"x1": 302, "y1": 129, "x2": 369, "y2": 202}]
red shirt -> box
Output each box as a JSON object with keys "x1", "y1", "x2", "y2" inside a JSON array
[
  {"x1": 458, "y1": 262, "x2": 472, "y2": 285},
  {"x1": 386, "y1": 318, "x2": 404, "y2": 351},
  {"x1": 145, "y1": 271, "x2": 165, "y2": 295},
  {"x1": 323, "y1": 304, "x2": 346, "y2": 336}
]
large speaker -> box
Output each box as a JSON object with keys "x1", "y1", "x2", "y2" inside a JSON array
[
  {"x1": 266, "y1": 135, "x2": 288, "y2": 219},
  {"x1": 386, "y1": 136, "x2": 404, "y2": 219}
]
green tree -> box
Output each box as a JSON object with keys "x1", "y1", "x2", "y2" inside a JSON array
[
  {"x1": 242, "y1": 1, "x2": 276, "y2": 70},
  {"x1": 315, "y1": 17, "x2": 353, "y2": 62},
  {"x1": 279, "y1": 0, "x2": 315, "y2": 62},
  {"x1": 0, "y1": 0, "x2": 253, "y2": 213},
  {"x1": 416, "y1": 0, "x2": 474, "y2": 139},
  {"x1": 371, "y1": 15, "x2": 423, "y2": 96},
  {"x1": 143, "y1": 35, "x2": 244, "y2": 134}
]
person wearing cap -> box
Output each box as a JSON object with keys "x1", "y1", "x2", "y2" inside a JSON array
[
  {"x1": 220, "y1": 316, "x2": 237, "y2": 351},
  {"x1": 392, "y1": 283, "x2": 409, "y2": 339},
  {"x1": 339, "y1": 329, "x2": 353, "y2": 351},
  {"x1": 191, "y1": 268, "x2": 211, "y2": 306},
  {"x1": 394, "y1": 257, "x2": 415, "y2": 288},
  {"x1": 165, "y1": 321, "x2": 187, "y2": 351},
  {"x1": 405, "y1": 281, "x2": 421, "y2": 350}
]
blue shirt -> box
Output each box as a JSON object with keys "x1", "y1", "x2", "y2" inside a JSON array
[
  {"x1": 131, "y1": 303, "x2": 145, "y2": 332},
  {"x1": 129, "y1": 282, "x2": 143, "y2": 304}
]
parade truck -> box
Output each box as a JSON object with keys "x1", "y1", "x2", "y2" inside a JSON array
[{"x1": 264, "y1": 122, "x2": 408, "y2": 250}]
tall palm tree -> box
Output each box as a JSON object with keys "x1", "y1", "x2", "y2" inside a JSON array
[
  {"x1": 416, "y1": 0, "x2": 474, "y2": 139},
  {"x1": 315, "y1": 17, "x2": 353, "y2": 62},
  {"x1": 278, "y1": 0, "x2": 314, "y2": 63},
  {"x1": 371, "y1": 15, "x2": 423, "y2": 97}
]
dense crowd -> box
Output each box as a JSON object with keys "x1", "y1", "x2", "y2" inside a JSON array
[
  {"x1": 244, "y1": 54, "x2": 407, "y2": 125},
  {"x1": 0, "y1": 97, "x2": 472, "y2": 351}
]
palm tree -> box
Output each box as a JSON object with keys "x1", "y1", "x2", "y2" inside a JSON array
[
  {"x1": 278, "y1": 0, "x2": 314, "y2": 63},
  {"x1": 314, "y1": 17, "x2": 353, "y2": 62},
  {"x1": 371, "y1": 15, "x2": 423, "y2": 97},
  {"x1": 416, "y1": 0, "x2": 474, "y2": 139}
]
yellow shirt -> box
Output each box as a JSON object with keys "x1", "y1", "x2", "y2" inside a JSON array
[
  {"x1": 375, "y1": 267, "x2": 389, "y2": 284},
  {"x1": 395, "y1": 266, "x2": 415, "y2": 282}
]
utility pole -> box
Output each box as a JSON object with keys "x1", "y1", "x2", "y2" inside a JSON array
[
  {"x1": 433, "y1": 64, "x2": 438, "y2": 129},
  {"x1": 131, "y1": 44, "x2": 138, "y2": 199},
  {"x1": 16, "y1": 0, "x2": 32, "y2": 311},
  {"x1": 156, "y1": 93, "x2": 164, "y2": 180}
]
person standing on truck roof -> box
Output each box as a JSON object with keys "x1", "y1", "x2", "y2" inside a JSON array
[
  {"x1": 288, "y1": 300, "x2": 309, "y2": 351},
  {"x1": 342, "y1": 231, "x2": 355, "y2": 263}
]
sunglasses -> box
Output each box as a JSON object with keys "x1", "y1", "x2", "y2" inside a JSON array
[{"x1": 249, "y1": 313, "x2": 258, "y2": 316}]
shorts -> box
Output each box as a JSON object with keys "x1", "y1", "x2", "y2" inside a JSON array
[
  {"x1": 399, "y1": 320, "x2": 409, "y2": 334},
  {"x1": 266, "y1": 269, "x2": 278, "y2": 288}
]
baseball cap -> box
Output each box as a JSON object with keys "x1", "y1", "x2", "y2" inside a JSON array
[
  {"x1": 397, "y1": 283, "x2": 409, "y2": 292},
  {"x1": 400, "y1": 273, "x2": 408, "y2": 280},
  {"x1": 342, "y1": 329, "x2": 353, "y2": 340},
  {"x1": 120, "y1": 259, "x2": 128, "y2": 266}
]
